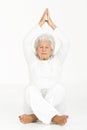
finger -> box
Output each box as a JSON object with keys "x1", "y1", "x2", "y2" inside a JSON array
[
  {"x1": 45, "y1": 8, "x2": 48, "y2": 14},
  {"x1": 47, "y1": 9, "x2": 50, "y2": 17},
  {"x1": 46, "y1": 8, "x2": 48, "y2": 11},
  {"x1": 42, "y1": 9, "x2": 47, "y2": 19},
  {"x1": 47, "y1": 10, "x2": 51, "y2": 22}
]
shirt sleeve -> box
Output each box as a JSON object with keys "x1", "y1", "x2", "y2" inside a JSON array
[
  {"x1": 23, "y1": 24, "x2": 42, "y2": 64},
  {"x1": 53, "y1": 27, "x2": 70, "y2": 65}
]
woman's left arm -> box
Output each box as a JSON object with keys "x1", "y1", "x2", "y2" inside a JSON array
[
  {"x1": 53, "y1": 27, "x2": 70, "y2": 64},
  {"x1": 46, "y1": 9, "x2": 70, "y2": 64}
]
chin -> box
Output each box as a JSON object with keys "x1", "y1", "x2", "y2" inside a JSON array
[
  {"x1": 42, "y1": 57, "x2": 49, "y2": 60},
  {"x1": 42, "y1": 58, "x2": 47, "y2": 60},
  {"x1": 38, "y1": 55, "x2": 50, "y2": 60}
]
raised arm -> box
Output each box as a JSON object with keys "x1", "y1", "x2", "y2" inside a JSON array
[
  {"x1": 46, "y1": 9, "x2": 70, "y2": 64},
  {"x1": 23, "y1": 25, "x2": 42, "y2": 64},
  {"x1": 23, "y1": 9, "x2": 48, "y2": 64},
  {"x1": 53, "y1": 27, "x2": 70, "y2": 64}
]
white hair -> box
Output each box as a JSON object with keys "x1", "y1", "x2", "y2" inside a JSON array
[{"x1": 34, "y1": 33, "x2": 55, "y2": 54}]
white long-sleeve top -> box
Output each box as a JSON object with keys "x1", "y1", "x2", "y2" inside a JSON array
[{"x1": 23, "y1": 25, "x2": 69, "y2": 89}]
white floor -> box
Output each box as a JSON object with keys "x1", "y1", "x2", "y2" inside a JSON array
[{"x1": 0, "y1": 85, "x2": 87, "y2": 130}]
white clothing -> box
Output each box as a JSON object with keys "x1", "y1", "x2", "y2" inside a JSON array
[
  {"x1": 24, "y1": 85, "x2": 66, "y2": 124},
  {"x1": 23, "y1": 24, "x2": 69, "y2": 124}
]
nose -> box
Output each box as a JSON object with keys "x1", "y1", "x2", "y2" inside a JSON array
[{"x1": 42, "y1": 47, "x2": 46, "y2": 52}]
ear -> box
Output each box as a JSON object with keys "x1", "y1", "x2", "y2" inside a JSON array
[{"x1": 51, "y1": 48, "x2": 54, "y2": 55}]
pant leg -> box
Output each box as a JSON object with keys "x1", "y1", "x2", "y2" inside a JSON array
[
  {"x1": 26, "y1": 86, "x2": 59, "y2": 124},
  {"x1": 23, "y1": 86, "x2": 33, "y2": 114},
  {"x1": 45, "y1": 83, "x2": 66, "y2": 114}
]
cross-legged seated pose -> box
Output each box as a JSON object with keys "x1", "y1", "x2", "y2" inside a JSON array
[{"x1": 19, "y1": 8, "x2": 69, "y2": 125}]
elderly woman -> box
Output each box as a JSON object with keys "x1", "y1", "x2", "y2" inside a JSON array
[{"x1": 19, "y1": 9, "x2": 69, "y2": 125}]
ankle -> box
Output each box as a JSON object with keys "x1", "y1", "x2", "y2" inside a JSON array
[{"x1": 31, "y1": 114, "x2": 38, "y2": 122}]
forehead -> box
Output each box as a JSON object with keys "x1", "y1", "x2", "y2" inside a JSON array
[{"x1": 38, "y1": 40, "x2": 51, "y2": 46}]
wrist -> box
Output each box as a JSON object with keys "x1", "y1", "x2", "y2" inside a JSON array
[
  {"x1": 51, "y1": 23, "x2": 57, "y2": 30},
  {"x1": 39, "y1": 22, "x2": 43, "y2": 27}
]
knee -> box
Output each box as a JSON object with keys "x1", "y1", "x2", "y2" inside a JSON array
[{"x1": 55, "y1": 84, "x2": 66, "y2": 97}]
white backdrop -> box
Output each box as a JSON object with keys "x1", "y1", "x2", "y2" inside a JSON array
[{"x1": 0, "y1": 0, "x2": 87, "y2": 103}]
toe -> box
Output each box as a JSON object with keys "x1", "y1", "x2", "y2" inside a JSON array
[{"x1": 19, "y1": 116, "x2": 21, "y2": 119}]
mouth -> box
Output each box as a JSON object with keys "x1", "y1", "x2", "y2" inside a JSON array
[{"x1": 41, "y1": 53, "x2": 47, "y2": 55}]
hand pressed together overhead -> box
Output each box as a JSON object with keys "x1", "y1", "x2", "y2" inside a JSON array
[{"x1": 39, "y1": 8, "x2": 57, "y2": 30}]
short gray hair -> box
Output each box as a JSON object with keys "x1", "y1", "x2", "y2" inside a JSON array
[{"x1": 34, "y1": 33, "x2": 55, "y2": 52}]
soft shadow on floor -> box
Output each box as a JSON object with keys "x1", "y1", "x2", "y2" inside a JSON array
[{"x1": 19, "y1": 122, "x2": 67, "y2": 130}]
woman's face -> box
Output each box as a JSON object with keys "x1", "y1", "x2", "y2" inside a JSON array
[{"x1": 36, "y1": 40, "x2": 53, "y2": 60}]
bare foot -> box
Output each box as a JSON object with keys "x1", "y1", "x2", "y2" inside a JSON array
[
  {"x1": 52, "y1": 115, "x2": 68, "y2": 125},
  {"x1": 19, "y1": 114, "x2": 38, "y2": 124}
]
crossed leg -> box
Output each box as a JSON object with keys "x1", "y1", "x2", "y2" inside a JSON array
[{"x1": 19, "y1": 84, "x2": 68, "y2": 125}]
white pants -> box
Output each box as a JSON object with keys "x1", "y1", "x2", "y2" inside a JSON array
[{"x1": 23, "y1": 84, "x2": 66, "y2": 124}]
